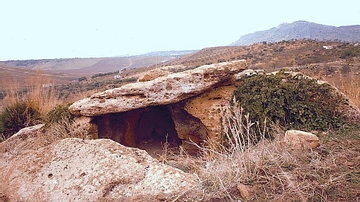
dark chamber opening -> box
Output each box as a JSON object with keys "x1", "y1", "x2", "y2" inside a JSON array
[
  {"x1": 93, "y1": 105, "x2": 181, "y2": 155},
  {"x1": 135, "y1": 106, "x2": 181, "y2": 146}
]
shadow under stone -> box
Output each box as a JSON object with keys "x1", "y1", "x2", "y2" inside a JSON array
[{"x1": 92, "y1": 104, "x2": 207, "y2": 157}]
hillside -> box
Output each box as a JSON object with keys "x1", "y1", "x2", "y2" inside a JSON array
[
  {"x1": 159, "y1": 39, "x2": 360, "y2": 70},
  {"x1": 2, "y1": 40, "x2": 359, "y2": 106},
  {"x1": 231, "y1": 21, "x2": 360, "y2": 46},
  {"x1": 0, "y1": 54, "x2": 182, "y2": 94},
  {"x1": 0, "y1": 56, "x2": 173, "y2": 73},
  {"x1": 0, "y1": 50, "x2": 195, "y2": 71}
]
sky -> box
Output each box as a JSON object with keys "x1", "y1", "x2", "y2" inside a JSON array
[{"x1": 1, "y1": 0, "x2": 359, "y2": 61}]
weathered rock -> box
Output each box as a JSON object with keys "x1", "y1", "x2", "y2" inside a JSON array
[
  {"x1": 4, "y1": 124, "x2": 44, "y2": 143},
  {"x1": 284, "y1": 130, "x2": 320, "y2": 149},
  {"x1": 0, "y1": 124, "x2": 44, "y2": 154},
  {"x1": 185, "y1": 85, "x2": 236, "y2": 142},
  {"x1": 0, "y1": 138, "x2": 203, "y2": 201},
  {"x1": 71, "y1": 116, "x2": 98, "y2": 140},
  {"x1": 168, "y1": 103, "x2": 208, "y2": 150},
  {"x1": 233, "y1": 69, "x2": 264, "y2": 80},
  {"x1": 137, "y1": 68, "x2": 171, "y2": 82},
  {"x1": 69, "y1": 60, "x2": 246, "y2": 117},
  {"x1": 66, "y1": 60, "x2": 247, "y2": 153}
]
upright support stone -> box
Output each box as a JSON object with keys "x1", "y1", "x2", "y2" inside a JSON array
[
  {"x1": 185, "y1": 85, "x2": 236, "y2": 142},
  {"x1": 168, "y1": 103, "x2": 208, "y2": 150}
]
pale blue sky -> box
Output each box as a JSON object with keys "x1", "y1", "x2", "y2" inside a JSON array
[{"x1": 1, "y1": 0, "x2": 359, "y2": 60}]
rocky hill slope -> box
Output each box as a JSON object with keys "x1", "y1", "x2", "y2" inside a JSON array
[{"x1": 231, "y1": 21, "x2": 360, "y2": 46}]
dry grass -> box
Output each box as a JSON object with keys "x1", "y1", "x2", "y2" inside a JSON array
[
  {"x1": 0, "y1": 70, "x2": 68, "y2": 140},
  {"x1": 1, "y1": 70, "x2": 64, "y2": 117},
  {"x1": 43, "y1": 117, "x2": 88, "y2": 144},
  {"x1": 338, "y1": 68, "x2": 360, "y2": 108},
  {"x1": 27, "y1": 72, "x2": 63, "y2": 115},
  {"x1": 161, "y1": 102, "x2": 360, "y2": 201}
]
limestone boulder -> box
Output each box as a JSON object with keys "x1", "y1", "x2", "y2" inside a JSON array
[
  {"x1": 69, "y1": 60, "x2": 246, "y2": 117},
  {"x1": 0, "y1": 124, "x2": 44, "y2": 154},
  {"x1": 0, "y1": 138, "x2": 203, "y2": 201},
  {"x1": 284, "y1": 130, "x2": 320, "y2": 149}
]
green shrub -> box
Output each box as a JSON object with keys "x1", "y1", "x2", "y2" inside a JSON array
[
  {"x1": 340, "y1": 46, "x2": 360, "y2": 59},
  {"x1": 44, "y1": 103, "x2": 74, "y2": 128},
  {"x1": 91, "y1": 70, "x2": 119, "y2": 79},
  {"x1": 78, "y1": 76, "x2": 87, "y2": 82},
  {"x1": 0, "y1": 101, "x2": 42, "y2": 139},
  {"x1": 233, "y1": 70, "x2": 348, "y2": 136}
]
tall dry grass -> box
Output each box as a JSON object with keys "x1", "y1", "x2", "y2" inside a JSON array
[
  {"x1": 0, "y1": 70, "x2": 67, "y2": 140},
  {"x1": 1, "y1": 70, "x2": 64, "y2": 116},
  {"x1": 338, "y1": 68, "x2": 360, "y2": 108},
  {"x1": 196, "y1": 103, "x2": 311, "y2": 201},
  {"x1": 160, "y1": 102, "x2": 355, "y2": 201}
]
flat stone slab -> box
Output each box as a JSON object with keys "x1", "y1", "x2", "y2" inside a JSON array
[{"x1": 69, "y1": 60, "x2": 246, "y2": 116}]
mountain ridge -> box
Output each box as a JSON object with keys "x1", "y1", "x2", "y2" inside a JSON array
[{"x1": 231, "y1": 20, "x2": 360, "y2": 46}]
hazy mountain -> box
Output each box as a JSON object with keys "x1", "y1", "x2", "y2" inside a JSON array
[{"x1": 231, "y1": 21, "x2": 360, "y2": 46}]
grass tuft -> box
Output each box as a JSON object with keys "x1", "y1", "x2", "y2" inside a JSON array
[{"x1": 0, "y1": 71, "x2": 63, "y2": 140}]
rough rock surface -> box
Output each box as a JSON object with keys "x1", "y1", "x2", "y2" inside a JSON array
[
  {"x1": 185, "y1": 85, "x2": 236, "y2": 142},
  {"x1": 69, "y1": 60, "x2": 246, "y2": 117},
  {"x1": 284, "y1": 130, "x2": 320, "y2": 149},
  {"x1": 0, "y1": 138, "x2": 203, "y2": 201},
  {"x1": 71, "y1": 116, "x2": 98, "y2": 140},
  {"x1": 169, "y1": 103, "x2": 208, "y2": 150},
  {"x1": 137, "y1": 68, "x2": 171, "y2": 82},
  {"x1": 233, "y1": 69, "x2": 264, "y2": 80},
  {"x1": 0, "y1": 124, "x2": 45, "y2": 154}
]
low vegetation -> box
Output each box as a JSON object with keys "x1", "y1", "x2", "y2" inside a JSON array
[
  {"x1": 233, "y1": 70, "x2": 348, "y2": 136},
  {"x1": 0, "y1": 73, "x2": 65, "y2": 141},
  {"x1": 91, "y1": 70, "x2": 119, "y2": 79},
  {"x1": 163, "y1": 102, "x2": 360, "y2": 201},
  {"x1": 43, "y1": 103, "x2": 74, "y2": 128},
  {"x1": 0, "y1": 100, "x2": 42, "y2": 139}
]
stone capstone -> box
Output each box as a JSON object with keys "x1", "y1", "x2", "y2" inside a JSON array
[
  {"x1": 69, "y1": 60, "x2": 247, "y2": 117},
  {"x1": 0, "y1": 138, "x2": 203, "y2": 201}
]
